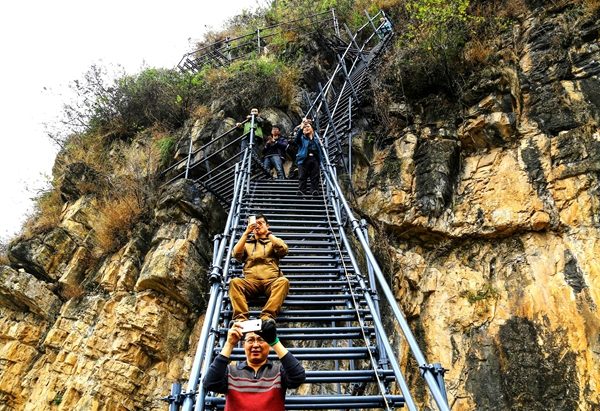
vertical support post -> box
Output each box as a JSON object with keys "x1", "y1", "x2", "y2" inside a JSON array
[
  {"x1": 337, "y1": 54, "x2": 360, "y2": 103},
  {"x1": 317, "y1": 82, "x2": 343, "y2": 160},
  {"x1": 364, "y1": 10, "x2": 379, "y2": 38},
  {"x1": 257, "y1": 28, "x2": 261, "y2": 54},
  {"x1": 359, "y1": 219, "x2": 388, "y2": 368},
  {"x1": 184, "y1": 132, "x2": 195, "y2": 180},
  {"x1": 420, "y1": 363, "x2": 449, "y2": 405},
  {"x1": 348, "y1": 96, "x2": 352, "y2": 181},
  {"x1": 246, "y1": 114, "x2": 256, "y2": 194},
  {"x1": 168, "y1": 382, "x2": 182, "y2": 411},
  {"x1": 331, "y1": 8, "x2": 340, "y2": 37},
  {"x1": 343, "y1": 24, "x2": 367, "y2": 63}
]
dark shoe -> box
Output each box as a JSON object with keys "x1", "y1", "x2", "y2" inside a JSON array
[
  {"x1": 261, "y1": 317, "x2": 276, "y2": 326},
  {"x1": 297, "y1": 190, "x2": 307, "y2": 197},
  {"x1": 312, "y1": 190, "x2": 320, "y2": 197}
]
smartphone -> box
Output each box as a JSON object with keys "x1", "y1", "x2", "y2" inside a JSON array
[
  {"x1": 248, "y1": 215, "x2": 256, "y2": 226},
  {"x1": 239, "y1": 319, "x2": 262, "y2": 333}
]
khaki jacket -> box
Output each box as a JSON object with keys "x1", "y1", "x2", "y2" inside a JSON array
[{"x1": 232, "y1": 234, "x2": 288, "y2": 280}]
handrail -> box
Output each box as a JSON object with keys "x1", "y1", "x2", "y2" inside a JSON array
[
  {"x1": 314, "y1": 133, "x2": 450, "y2": 411},
  {"x1": 160, "y1": 120, "x2": 248, "y2": 180},
  {"x1": 181, "y1": 142, "x2": 254, "y2": 410},
  {"x1": 295, "y1": 9, "x2": 449, "y2": 410},
  {"x1": 177, "y1": 10, "x2": 337, "y2": 73}
]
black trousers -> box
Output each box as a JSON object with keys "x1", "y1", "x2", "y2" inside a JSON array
[{"x1": 298, "y1": 155, "x2": 320, "y2": 193}]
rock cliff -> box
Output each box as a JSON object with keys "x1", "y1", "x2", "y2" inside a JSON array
[{"x1": 1, "y1": 3, "x2": 598, "y2": 411}]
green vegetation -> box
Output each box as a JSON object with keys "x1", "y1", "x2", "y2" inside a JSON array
[
  {"x1": 52, "y1": 391, "x2": 64, "y2": 405},
  {"x1": 54, "y1": 65, "x2": 202, "y2": 144},
  {"x1": 461, "y1": 283, "x2": 499, "y2": 304},
  {"x1": 157, "y1": 136, "x2": 176, "y2": 167}
]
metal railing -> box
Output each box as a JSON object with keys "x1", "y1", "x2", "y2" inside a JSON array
[
  {"x1": 177, "y1": 9, "x2": 340, "y2": 73},
  {"x1": 165, "y1": 8, "x2": 450, "y2": 411}
]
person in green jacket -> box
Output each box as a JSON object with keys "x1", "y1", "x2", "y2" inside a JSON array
[{"x1": 236, "y1": 108, "x2": 265, "y2": 156}]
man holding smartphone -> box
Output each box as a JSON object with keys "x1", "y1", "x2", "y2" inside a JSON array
[
  {"x1": 203, "y1": 321, "x2": 305, "y2": 410},
  {"x1": 230, "y1": 214, "x2": 289, "y2": 324}
]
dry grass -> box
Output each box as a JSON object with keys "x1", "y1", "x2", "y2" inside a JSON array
[
  {"x1": 21, "y1": 188, "x2": 65, "y2": 238},
  {"x1": 94, "y1": 192, "x2": 143, "y2": 254},
  {"x1": 277, "y1": 66, "x2": 301, "y2": 109},
  {"x1": 463, "y1": 39, "x2": 494, "y2": 66},
  {"x1": 582, "y1": 0, "x2": 600, "y2": 13},
  {"x1": 192, "y1": 105, "x2": 211, "y2": 122}
]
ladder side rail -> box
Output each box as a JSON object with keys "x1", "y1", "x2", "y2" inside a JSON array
[
  {"x1": 324, "y1": 185, "x2": 417, "y2": 411},
  {"x1": 182, "y1": 163, "x2": 247, "y2": 411},
  {"x1": 195, "y1": 167, "x2": 257, "y2": 410},
  {"x1": 333, "y1": 229, "x2": 418, "y2": 411},
  {"x1": 161, "y1": 121, "x2": 248, "y2": 178},
  {"x1": 317, "y1": 135, "x2": 451, "y2": 411}
]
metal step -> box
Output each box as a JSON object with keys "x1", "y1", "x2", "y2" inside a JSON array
[{"x1": 205, "y1": 394, "x2": 405, "y2": 410}]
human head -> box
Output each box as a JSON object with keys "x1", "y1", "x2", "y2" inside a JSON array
[
  {"x1": 243, "y1": 332, "x2": 270, "y2": 365},
  {"x1": 254, "y1": 214, "x2": 270, "y2": 238},
  {"x1": 272, "y1": 125, "x2": 281, "y2": 136},
  {"x1": 250, "y1": 108, "x2": 259, "y2": 116},
  {"x1": 302, "y1": 121, "x2": 314, "y2": 136}
]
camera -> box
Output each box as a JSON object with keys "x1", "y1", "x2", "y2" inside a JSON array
[{"x1": 239, "y1": 319, "x2": 262, "y2": 333}]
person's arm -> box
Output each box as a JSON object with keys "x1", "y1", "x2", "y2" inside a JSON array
[
  {"x1": 202, "y1": 355, "x2": 229, "y2": 393},
  {"x1": 278, "y1": 350, "x2": 306, "y2": 389},
  {"x1": 268, "y1": 234, "x2": 288, "y2": 257},
  {"x1": 203, "y1": 324, "x2": 244, "y2": 393},
  {"x1": 232, "y1": 220, "x2": 256, "y2": 260},
  {"x1": 295, "y1": 128, "x2": 304, "y2": 145}
]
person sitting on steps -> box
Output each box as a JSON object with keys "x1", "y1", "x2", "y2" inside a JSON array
[
  {"x1": 294, "y1": 118, "x2": 321, "y2": 197},
  {"x1": 230, "y1": 214, "x2": 289, "y2": 325}
]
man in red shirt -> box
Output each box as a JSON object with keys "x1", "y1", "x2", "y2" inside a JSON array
[{"x1": 203, "y1": 321, "x2": 305, "y2": 411}]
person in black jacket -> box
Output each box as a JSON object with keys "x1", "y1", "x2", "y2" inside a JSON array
[
  {"x1": 262, "y1": 125, "x2": 287, "y2": 179},
  {"x1": 203, "y1": 321, "x2": 305, "y2": 411},
  {"x1": 294, "y1": 119, "x2": 321, "y2": 197}
]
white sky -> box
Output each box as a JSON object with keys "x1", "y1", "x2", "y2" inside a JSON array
[{"x1": 0, "y1": 0, "x2": 259, "y2": 242}]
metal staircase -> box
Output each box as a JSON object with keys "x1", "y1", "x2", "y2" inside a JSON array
[
  {"x1": 165, "y1": 9, "x2": 450, "y2": 411},
  {"x1": 203, "y1": 178, "x2": 406, "y2": 410}
]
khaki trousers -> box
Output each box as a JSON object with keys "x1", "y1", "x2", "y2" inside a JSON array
[{"x1": 229, "y1": 276, "x2": 290, "y2": 321}]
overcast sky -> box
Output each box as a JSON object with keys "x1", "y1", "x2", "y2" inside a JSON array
[{"x1": 0, "y1": 0, "x2": 259, "y2": 242}]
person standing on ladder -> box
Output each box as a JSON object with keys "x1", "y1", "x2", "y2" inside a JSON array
[
  {"x1": 230, "y1": 214, "x2": 289, "y2": 325},
  {"x1": 203, "y1": 321, "x2": 305, "y2": 411},
  {"x1": 294, "y1": 118, "x2": 321, "y2": 197},
  {"x1": 262, "y1": 125, "x2": 288, "y2": 179},
  {"x1": 236, "y1": 107, "x2": 266, "y2": 156}
]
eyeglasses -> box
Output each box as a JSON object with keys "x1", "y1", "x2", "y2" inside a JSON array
[
  {"x1": 244, "y1": 337, "x2": 266, "y2": 345},
  {"x1": 255, "y1": 220, "x2": 266, "y2": 226}
]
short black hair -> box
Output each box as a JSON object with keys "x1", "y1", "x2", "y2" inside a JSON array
[{"x1": 255, "y1": 213, "x2": 269, "y2": 224}]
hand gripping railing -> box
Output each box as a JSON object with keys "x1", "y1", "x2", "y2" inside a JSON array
[{"x1": 315, "y1": 134, "x2": 450, "y2": 411}]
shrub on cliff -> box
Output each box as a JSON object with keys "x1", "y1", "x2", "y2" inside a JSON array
[
  {"x1": 203, "y1": 56, "x2": 300, "y2": 114},
  {"x1": 54, "y1": 65, "x2": 202, "y2": 144}
]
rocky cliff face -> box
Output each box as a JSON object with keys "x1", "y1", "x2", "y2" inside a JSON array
[
  {"x1": 354, "y1": 4, "x2": 600, "y2": 410},
  {"x1": 1, "y1": 4, "x2": 598, "y2": 411}
]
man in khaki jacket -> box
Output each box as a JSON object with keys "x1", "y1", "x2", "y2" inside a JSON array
[{"x1": 230, "y1": 214, "x2": 289, "y2": 323}]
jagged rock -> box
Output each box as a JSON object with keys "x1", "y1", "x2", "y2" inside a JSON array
[
  {"x1": 0, "y1": 266, "x2": 61, "y2": 318},
  {"x1": 56, "y1": 162, "x2": 104, "y2": 202},
  {"x1": 98, "y1": 224, "x2": 152, "y2": 292},
  {"x1": 7, "y1": 228, "x2": 78, "y2": 282},
  {"x1": 135, "y1": 221, "x2": 208, "y2": 309},
  {"x1": 59, "y1": 195, "x2": 98, "y2": 243},
  {"x1": 414, "y1": 137, "x2": 460, "y2": 217},
  {"x1": 155, "y1": 179, "x2": 204, "y2": 224}
]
